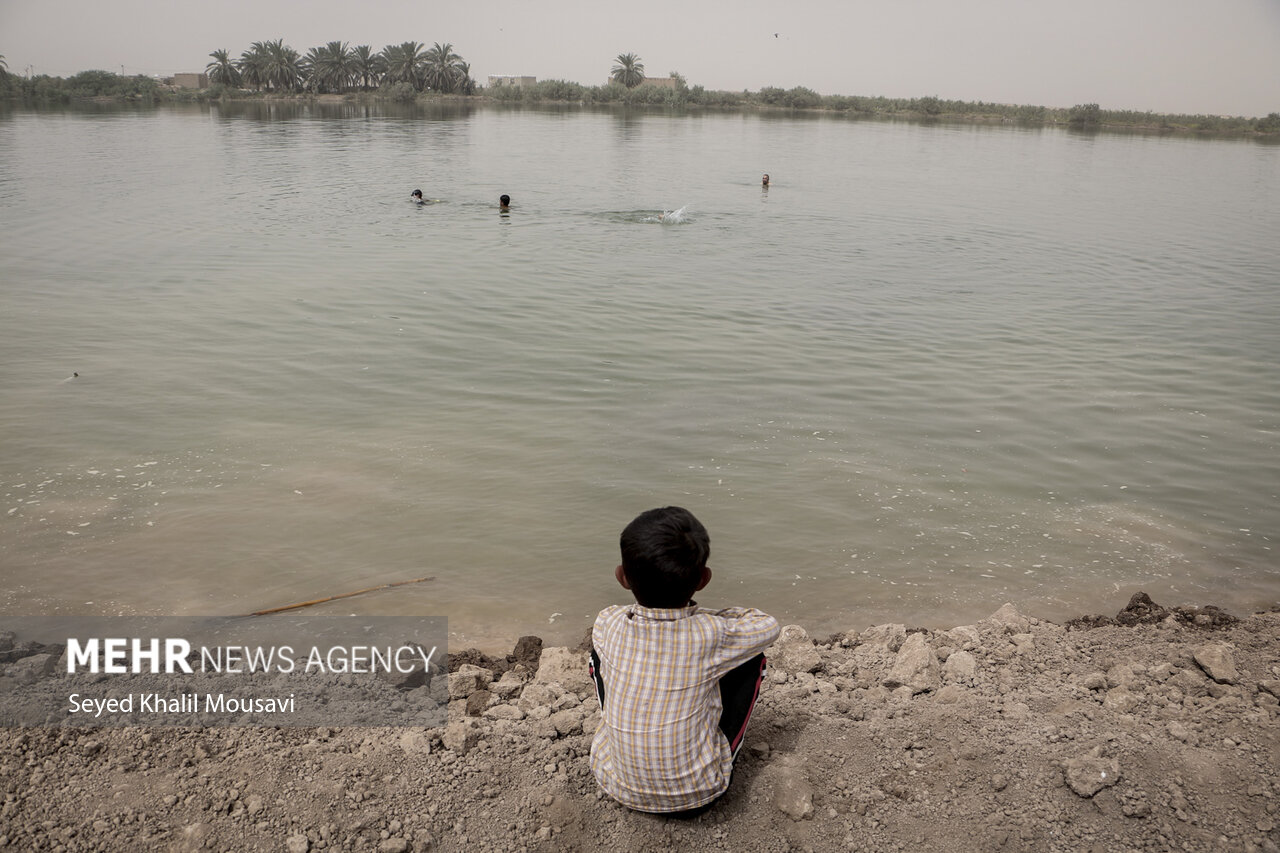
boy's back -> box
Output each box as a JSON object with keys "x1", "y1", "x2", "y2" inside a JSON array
[
  {"x1": 587, "y1": 506, "x2": 779, "y2": 813},
  {"x1": 590, "y1": 603, "x2": 779, "y2": 812}
]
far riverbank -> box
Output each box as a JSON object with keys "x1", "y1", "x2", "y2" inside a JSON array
[{"x1": 5, "y1": 70, "x2": 1278, "y2": 138}]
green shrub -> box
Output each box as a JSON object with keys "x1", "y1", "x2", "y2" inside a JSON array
[
  {"x1": 915, "y1": 95, "x2": 942, "y2": 116},
  {"x1": 487, "y1": 83, "x2": 523, "y2": 102},
  {"x1": 785, "y1": 87, "x2": 820, "y2": 109},
  {"x1": 531, "y1": 79, "x2": 586, "y2": 101},
  {"x1": 756, "y1": 86, "x2": 786, "y2": 105},
  {"x1": 386, "y1": 81, "x2": 417, "y2": 102},
  {"x1": 1068, "y1": 103, "x2": 1102, "y2": 125}
]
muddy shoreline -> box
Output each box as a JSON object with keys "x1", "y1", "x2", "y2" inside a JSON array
[{"x1": 1, "y1": 593, "x2": 1278, "y2": 852}]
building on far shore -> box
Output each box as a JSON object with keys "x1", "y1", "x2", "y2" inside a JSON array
[
  {"x1": 172, "y1": 73, "x2": 208, "y2": 89},
  {"x1": 488, "y1": 75, "x2": 536, "y2": 88}
]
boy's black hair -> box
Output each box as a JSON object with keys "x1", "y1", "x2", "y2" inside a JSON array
[{"x1": 619, "y1": 506, "x2": 709, "y2": 608}]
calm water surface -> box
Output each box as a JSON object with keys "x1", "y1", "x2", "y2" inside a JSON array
[{"x1": 1, "y1": 102, "x2": 1277, "y2": 649}]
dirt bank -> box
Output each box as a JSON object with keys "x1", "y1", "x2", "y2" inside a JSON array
[{"x1": 1, "y1": 594, "x2": 1278, "y2": 852}]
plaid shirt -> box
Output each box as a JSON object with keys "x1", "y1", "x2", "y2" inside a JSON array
[{"x1": 589, "y1": 602, "x2": 780, "y2": 813}]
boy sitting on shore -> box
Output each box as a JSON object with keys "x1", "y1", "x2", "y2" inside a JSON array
[{"x1": 588, "y1": 506, "x2": 781, "y2": 813}]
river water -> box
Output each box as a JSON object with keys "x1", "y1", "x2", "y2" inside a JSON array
[{"x1": 1, "y1": 101, "x2": 1277, "y2": 649}]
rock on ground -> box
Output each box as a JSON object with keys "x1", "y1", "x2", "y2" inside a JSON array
[{"x1": 0, "y1": 597, "x2": 1277, "y2": 852}]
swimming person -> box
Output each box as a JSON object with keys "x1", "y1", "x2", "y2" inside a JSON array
[
  {"x1": 762, "y1": 173, "x2": 770, "y2": 188},
  {"x1": 411, "y1": 189, "x2": 425, "y2": 204},
  {"x1": 499, "y1": 194, "x2": 511, "y2": 212}
]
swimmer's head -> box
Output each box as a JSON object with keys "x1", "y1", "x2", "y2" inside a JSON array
[
  {"x1": 762, "y1": 173, "x2": 770, "y2": 186},
  {"x1": 412, "y1": 189, "x2": 423, "y2": 199},
  {"x1": 500, "y1": 194, "x2": 511, "y2": 207}
]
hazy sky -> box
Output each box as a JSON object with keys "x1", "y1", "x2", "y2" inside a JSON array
[{"x1": 2, "y1": 0, "x2": 1277, "y2": 116}]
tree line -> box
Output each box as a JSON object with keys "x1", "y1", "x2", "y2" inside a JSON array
[
  {"x1": 3, "y1": 48, "x2": 1276, "y2": 135},
  {"x1": 205, "y1": 40, "x2": 476, "y2": 96}
]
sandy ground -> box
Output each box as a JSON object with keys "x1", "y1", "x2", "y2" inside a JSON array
[{"x1": 1, "y1": 593, "x2": 1278, "y2": 853}]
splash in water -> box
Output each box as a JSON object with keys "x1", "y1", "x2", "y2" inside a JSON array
[
  {"x1": 658, "y1": 205, "x2": 691, "y2": 225},
  {"x1": 636, "y1": 205, "x2": 691, "y2": 225}
]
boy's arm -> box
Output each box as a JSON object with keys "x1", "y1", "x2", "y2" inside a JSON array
[{"x1": 708, "y1": 607, "x2": 781, "y2": 672}]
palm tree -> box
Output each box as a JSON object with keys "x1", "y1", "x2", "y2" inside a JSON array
[
  {"x1": 381, "y1": 41, "x2": 428, "y2": 90},
  {"x1": 302, "y1": 41, "x2": 355, "y2": 92},
  {"x1": 206, "y1": 49, "x2": 242, "y2": 87},
  {"x1": 300, "y1": 47, "x2": 323, "y2": 92},
  {"x1": 423, "y1": 42, "x2": 462, "y2": 93},
  {"x1": 263, "y1": 39, "x2": 302, "y2": 92},
  {"x1": 324, "y1": 41, "x2": 356, "y2": 92},
  {"x1": 352, "y1": 45, "x2": 384, "y2": 90},
  {"x1": 238, "y1": 42, "x2": 269, "y2": 91},
  {"x1": 455, "y1": 61, "x2": 476, "y2": 96},
  {"x1": 610, "y1": 53, "x2": 645, "y2": 88},
  {"x1": 0, "y1": 55, "x2": 8, "y2": 78}
]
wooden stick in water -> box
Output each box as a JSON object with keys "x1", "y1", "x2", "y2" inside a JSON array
[{"x1": 250, "y1": 576, "x2": 435, "y2": 616}]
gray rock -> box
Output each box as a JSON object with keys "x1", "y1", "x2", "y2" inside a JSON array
[
  {"x1": 1171, "y1": 667, "x2": 1209, "y2": 698},
  {"x1": 883, "y1": 633, "x2": 940, "y2": 694},
  {"x1": 517, "y1": 682, "x2": 563, "y2": 712},
  {"x1": 286, "y1": 833, "x2": 310, "y2": 853},
  {"x1": 935, "y1": 684, "x2": 963, "y2": 704},
  {"x1": 482, "y1": 703, "x2": 526, "y2": 721},
  {"x1": 530, "y1": 718, "x2": 559, "y2": 739},
  {"x1": 6, "y1": 653, "x2": 57, "y2": 684},
  {"x1": 860, "y1": 623, "x2": 907, "y2": 652},
  {"x1": 771, "y1": 625, "x2": 821, "y2": 675},
  {"x1": 1082, "y1": 672, "x2": 1108, "y2": 691},
  {"x1": 378, "y1": 646, "x2": 434, "y2": 690},
  {"x1": 549, "y1": 708, "x2": 583, "y2": 736},
  {"x1": 1102, "y1": 687, "x2": 1140, "y2": 713},
  {"x1": 983, "y1": 603, "x2": 1030, "y2": 634},
  {"x1": 1193, "y1": 643, "x2": 1239, "y2": 684},
  {"x1": 173, "y1": 823, "x2": 212, "y2": 853},
  {"x1": 1063, "y1": 750, "x2": 1121, "y2": 797},
  {"x1": 491, "y1": 669, "x2": 526, "y2": 700},
  {"x1": 942, "y1": 650, "x2": 976, "y2": 685},
  {"x1": 944, "y1": 625, "x2": 980, "y2": 650},
  {"x1": 465, "y1": 689, "x2": 491, "y2": 717},
  {"x1": 441, "y1": 720, "x2": 482, "y2": 755},
  {"x1": 1106, "y1": 664, "x2": 1138, "y2": 689},
  {"x1": 772, "y1": 768, "x2": 815, "y2": 820},
  {"x1": 378, "y1": 838, "x2": 409, "y2": 853},
  {"x1": 531, "y1": 647, "x2": 593, "y2": 695},
  {"x1": 448, "y1": 664, "x2": 494, "y2": 700}
]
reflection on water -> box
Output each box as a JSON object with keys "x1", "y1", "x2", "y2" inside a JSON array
[
  {"x1": 0, "y1": 103, "x2": 1277, "y2": 651},
  {"x1": 209, "y1": 99, "x2": 482, "y2": 123}
]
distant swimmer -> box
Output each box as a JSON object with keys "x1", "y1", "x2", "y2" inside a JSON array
[
  {"x1": 499, "y1": 194, "x2": 511, "y2": 212},
  {"x1": 762, "y1": 173, "x2": 770, "y2": 187},
  {"x1": 411, "y1": 189, "x2": 424, "y2": 204}
]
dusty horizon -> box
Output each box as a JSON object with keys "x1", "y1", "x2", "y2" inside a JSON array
[{"x1": 2, "y1": 0, "x2": 1277, "y2": 118}]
